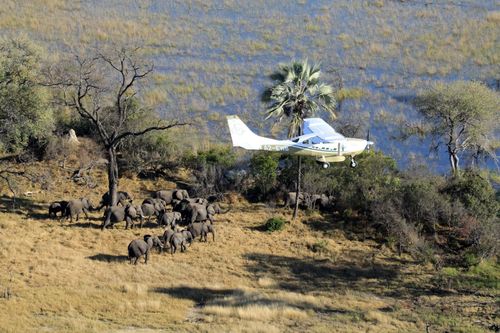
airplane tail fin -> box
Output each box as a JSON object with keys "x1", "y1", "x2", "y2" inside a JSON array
[{"x1": 227, "y1": 115, "x2": 280, "y2": 150}]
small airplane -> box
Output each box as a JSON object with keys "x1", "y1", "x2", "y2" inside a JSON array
[{"x1": 227, "y1": 115, "x2": 373, "y2": 168}]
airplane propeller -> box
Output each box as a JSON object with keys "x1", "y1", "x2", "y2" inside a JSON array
[{"x1": 366, "y1": 129, "x2": 374, "y2": 151}]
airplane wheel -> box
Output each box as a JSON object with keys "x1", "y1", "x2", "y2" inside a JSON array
[
  {"x1": 322, "y1": 162, "x2": 330, "y2": 169},
  {"x1": 350, "y1": 159, "x2": 357, "y2": 168}
]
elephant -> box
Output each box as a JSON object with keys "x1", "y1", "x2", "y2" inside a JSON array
[
  {"x1": 63, "y1": 198, "x2": 94, "y2": 222},
  {"x1": 128, "y1": 235, "x2": 163, "y2": 264},
  {"x1": 207, "y1": 202, "x2": 230, "y2": 216},
  {"x1": 173, "y1": 200, "x2": 214, "y2": 225},
  {"x1": 169, "y1": 231, "x2": 192, "y2": 254},
  {"x1": 97, "y1": 191, "x2": 133, "y2": 210},
  {"x1": 157, "y1": 211, "x2": 182, "y2": 228},
  {"x1": 162, "y1": 227, "x2": 176, "y2": 249},
  {"x1": 310, "y1": 194, "x2": 334, "y2": 210},
  {"x1": 184, "y1": 197, "x2": 209, "y2": 206},
  {"x1": 188, "y1": 222, "x2": 215, "y2": 242},
  {"x1": 284, "y1": 192, "x2": 311, "y2": 209},
  {"x1": 142, "y1": 197, "x2": 167, "y2": 207},
  {"x1": 141, "y1": 202, "x2": 164, "y2": 225},
  {"x1": 101, "y1": 204, "x2": 143, "y2": 230},
  {"x1": 48, "y1": 200, "x2": 69, "y2": 219},
  {"x1": 153, "y1": 189, "x2": 189, "y2": 205}
]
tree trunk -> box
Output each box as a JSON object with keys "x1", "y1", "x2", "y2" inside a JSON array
[
  {"x1": 448, "y1": 149, "x2": 459, "y2": 177},
  {"x1": 292, "y1": 155, "x2": 302, "y2": 221},
  {"x1": 107, "y1": 146, "x2": 119, "y2": 206}
]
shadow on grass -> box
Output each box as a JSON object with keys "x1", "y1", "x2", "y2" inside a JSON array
[
  {"x1": 153, "y1": 285, "x2": 356, "y2": 315},
  {"x1": 244, "y1": 253, "x2": 458, "y2": 298},
  {"x1": 0, "y1": 195, "x2": 47, "y2": 218},
  {"x1": 66, "y1": 221, "x2": 102, "y2": 229},
  {"x1": 87, "y1": 253, "x2": 128, "y2": 262},
  {"x1": 153, "y1": 286, "x2": 240, "y2": 304},
  {"x1": 244, "y1": 253, "x2": 399, "y2": 294}
]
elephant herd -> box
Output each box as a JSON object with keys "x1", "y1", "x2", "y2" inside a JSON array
[
  {"x1": 48, "y1": 189, "x2": 228, "y2": 264},
  {"x1": 283, "y1": 192, "x2": 334, "y2": 210}
]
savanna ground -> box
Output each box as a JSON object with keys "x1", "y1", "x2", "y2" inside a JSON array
[{"x1": 0, "y1": 161, "x2": 498, "y2": 333}]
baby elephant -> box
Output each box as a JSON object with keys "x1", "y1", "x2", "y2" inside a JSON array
[
  {"x1": 169, "y1": 230, "x2": 193, "y2": 255},
  {"x1": 128, "y1": 235, "x2": 164, "y2": 265},
  {"x1": 48, "y1": 200, "x2": 69, "y2": 219},
  {"x1": 188, "y1": 222, "x2": 215, "y2": 242},
  {"x1": 157, "y1": 211, "x2": 182, "y2": 229}
]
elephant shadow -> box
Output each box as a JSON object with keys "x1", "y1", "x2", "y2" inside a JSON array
[
  {"x1": 87, "y1": 253, "x2": 128, "y2": 262},
  {"x1": 66, "y1": 221, "x2": 101, "y2": 229}
]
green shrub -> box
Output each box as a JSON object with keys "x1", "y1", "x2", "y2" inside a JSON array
[
  {"x1": 264, "y1": 217, "x2": 287, "y2": 232},
  {"x1": 249, "y1": 152, "x2": 279, "y2": 200},
  {"x1": 0, "y1": 36, "x2": 54, "y2": 155},
  {"x1": 445, "y1": 170, "x2": 499, "y2": 221},
  {"x1": 183, "y1": 146, "x2": 239, "y2": 196}
]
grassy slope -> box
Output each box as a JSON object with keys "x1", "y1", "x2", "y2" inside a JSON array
[{"x1": 0, "y1": 160, "x2": 497, "y2": 333}]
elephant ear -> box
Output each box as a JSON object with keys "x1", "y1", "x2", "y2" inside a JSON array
[{"x1": 174, "y1": 191, "x2": 182, "y2": 200}]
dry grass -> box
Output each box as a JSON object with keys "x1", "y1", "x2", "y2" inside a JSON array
[{"x1": 0, "y1": 160, "x2": 497, "y2": 332}]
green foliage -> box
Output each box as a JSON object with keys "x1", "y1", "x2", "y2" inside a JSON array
[
  {"x1": 400, "y1": 177, "x2": 450, "y2": 234},
  {"x1": 249, "y1": 152, "x2": 280, "y2": 199},
  {"x1": 436, "y1": 260, "x2": 500, "y2": 290},
  {"x1": 264, "y1": 217, "x2": 287, "y2": 232},
  {"x1": 184, "y1": 146, "x2": 238, "y2": 196},
  {"x1": 330, "y1": 151, "x2": 399, "y2": 213},
  {"x1": 412, "y1": 81, "x2": 500, "y2": 174},
  {"x1": 263, "y1": 59, "x2": 337, "y2": 138},
  {"x1": 189, "y1": 146, "x2": 236, "y2": 168},
  {"x1": 0, "y1": 36, "x2": 53, "y2": 154},
  {"x1": 445, "y1": 170, "x2": 499, "y2": 221}
]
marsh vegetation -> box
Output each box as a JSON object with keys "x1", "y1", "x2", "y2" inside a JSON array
[{"x1": 0, "y1": 1, "x2": 498, "y2": 332}]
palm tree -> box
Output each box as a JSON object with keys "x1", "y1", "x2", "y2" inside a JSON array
[{"x1": 263, "y1": 59, "x2": 337, "y2": 220}]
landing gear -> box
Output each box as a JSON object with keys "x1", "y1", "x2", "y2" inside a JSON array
[
  {"x1": 350, "y1": 158, "x2": 357, "y2": 168},
  {"x1": 322, "y1": 162, "x2": 330, "y2": 169}
]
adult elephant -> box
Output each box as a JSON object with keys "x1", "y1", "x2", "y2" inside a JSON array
[
  {"x1": 173, "y1": 200, "x2": 213, "y2": 225},
  {"x1": 140, "y1": 201, "x2": 165, "y2": 225},
  {"x1": 97, "y1": 191, "x2": 133, "y2": 210},
  {"x1": 310, "y1": 194, "x2": 334, "y2": 210},
  {"x1": 63, "y1": 198, "x2": 94, "y2": 222},
  {"x1": 284, "y1": 192, "x2": 309, "y2": 209},
  {"x1": 101, "y1": 204, "x2": 143, "y2": 230},
  {"x1": 153, "y1": 189, "x2": 189, "y2": 205}
]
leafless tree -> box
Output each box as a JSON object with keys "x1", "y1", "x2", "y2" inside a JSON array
[{"x1": 47, "y1": 47, "x2": 187, "y2": 205}]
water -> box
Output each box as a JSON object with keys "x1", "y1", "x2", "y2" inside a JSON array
[{"x1": 3, "y1": 0, "x2": 498, "y2": 173}]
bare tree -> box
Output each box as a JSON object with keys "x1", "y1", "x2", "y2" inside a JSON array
[{"x1": 48, "y1": 47, "x2": 187, "y2": 205}]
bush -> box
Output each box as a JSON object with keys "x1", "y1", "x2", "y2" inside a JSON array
[
  {"x1": 444, "y1": 170, "x2": 499, "y2": 221},
  {"x1": 184, "y1": 146, "x2": 238, "y2": 196},
  {"x1": 119, "y1": 130, "x2": 175, "y2": 176},
  {"x1": 327, "y1": 151, "x2": 400, "y2": 214},
  {"x1": 400, "y1": 177, "x2": 451, "y2": 235},
  {"x1": 264, "y1": 217, "x2": 287, "y2": 232},
  {"x1": 249, "y1": 152, "x2": 280, "y2": 200},
  {"x1": 0, "y1": 36, "x2": 54, "y2": 155}
]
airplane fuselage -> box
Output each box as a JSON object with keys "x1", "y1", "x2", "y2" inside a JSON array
[{"x1": 259, "y1": 138, "x2": 368, "y2": 159}]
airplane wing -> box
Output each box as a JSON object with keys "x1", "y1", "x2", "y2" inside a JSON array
[
  {"x1": 303, "y1": 118, "x2": 345, "y2": 142},
  {"x1": 291, "y1": 133, "x2": 317, "y2": 143}
]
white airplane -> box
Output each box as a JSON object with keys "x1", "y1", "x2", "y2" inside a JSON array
[{"x1": 227, "y1": 115, "x2": 373, "y2": 168}]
